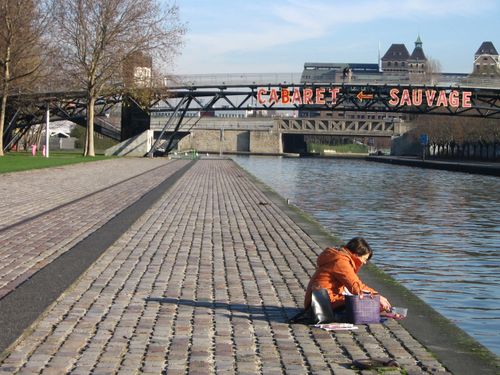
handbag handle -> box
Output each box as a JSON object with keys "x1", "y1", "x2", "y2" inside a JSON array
[
  {"x1": 358, "y1": 291, "x2": 375, "y2": 299},
  {"x1": 351, "y1": 281, "x2": 374, "y2": 299}
]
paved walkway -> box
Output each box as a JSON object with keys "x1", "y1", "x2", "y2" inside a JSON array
[
  {"x1": 0, "y1": 158, "x2": 170, "y2": 229},
  {"x1": 0, "y1": 159, "x2": 190, "y2": 300},
  {"x1": 0, "y1": 159, "x2": 451, "y2": 374}
]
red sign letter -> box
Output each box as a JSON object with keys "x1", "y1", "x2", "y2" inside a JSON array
[
  {"x1": 291, "y1": 88, "x2": 302, "y2": 104},
  {"x1": 257, "y1": 88, "x2": 267, "y2": 105},
  {"x1": 389, "y1": 89, "x2": 400, "y2": 106},
  {"x1": 449, "y1": 90, "x2": 460, "y2": 107},
  {"x1": 269, "y1": 88, "x2": 279, "y2": 104},
  {"x1": 462, "y1": 91, "x2": 472, "y2": 108},
  {"x1": 412, "y1": 89, "x2": 423, "y2": 106},
  {"x1": 425, "y1": 90, "x2": 436, "y2": 106},
  {"x1": 281, "y1": 88, "x2": 290, "y2": 104},
  {"x1": 329, "y1": 88, "x2": 340, "y2": 104},
  {"x1": 436, "y1": 90, "x2": 448, "y2": 107},
  {"x1": 315, "y1": 88, "x2": 325, "y2": 104},
  {"x1": 400, "y1": 89, "x2": 411, "y2": 106},
  {"x1": 303, "y1": 88, "x2": 313, "y2": 104}
]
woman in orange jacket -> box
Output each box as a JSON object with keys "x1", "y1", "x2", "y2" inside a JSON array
[{"x1": 304, "y1": 237, "x2": 391, "y2": 312}]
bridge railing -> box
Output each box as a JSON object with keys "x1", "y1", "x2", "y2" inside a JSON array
[
  {"x1": 9, "y1": 73, "x2": 500, "y2": 97},
  {"x1": 163, "y1": 73, "x2": 303, "y2": 86},
  {"x1": 163, "y1": 72, "x2": 500, "y2": 89}
]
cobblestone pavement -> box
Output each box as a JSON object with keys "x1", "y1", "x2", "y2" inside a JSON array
[
  {"x1": 0, "y1": 159, "x2": 190, "y2": 300},
  {"x1": 0, "y1": 160, "x2": 450, "y2": 374},
  {"x1": 0, "y1": 158, "x2": 170, "y2": 229}
]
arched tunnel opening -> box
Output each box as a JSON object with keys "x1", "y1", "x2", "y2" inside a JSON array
[{"x1": 282, "y1": 134, "x2": 307, "y2": 154}]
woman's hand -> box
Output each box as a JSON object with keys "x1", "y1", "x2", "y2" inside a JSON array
[{"x1": 379, "y1": 295, "x2": 391, "y2": 312}]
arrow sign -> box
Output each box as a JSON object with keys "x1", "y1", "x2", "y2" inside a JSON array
[{"x1": 356, "y1": 91, "x2": 374, "y2": 101}]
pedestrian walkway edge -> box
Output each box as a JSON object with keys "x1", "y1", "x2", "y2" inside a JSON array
[
  {"x1": 366, "y1": 156, "x2": 500, "y2": 177},
  {"x1": 0, "y1": 159, "x2": 197, "y2": 357},
  {"x1": 232, "y1": 160, "x2": 499, "y2": 375}
]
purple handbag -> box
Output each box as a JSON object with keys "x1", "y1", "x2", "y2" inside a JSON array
[{"x1": 345, "y1": 293, "x2": 380, "y2": 324}]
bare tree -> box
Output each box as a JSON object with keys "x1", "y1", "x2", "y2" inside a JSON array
[
  {"x1": 49, "y1": 0, "x2": 185, "y2": 156},
  {"x1": 409, "y1": 57, "x2": 441, "y2": 85},
  {"x1": 410, "y1": 113, "x2": 500, "y2": 160},
  {"x1": 425, "y1": 58, "x2": 442, "y2": 85},
  {"x1": 0, "y1": 0, "x2": 49, "y2": 156}
]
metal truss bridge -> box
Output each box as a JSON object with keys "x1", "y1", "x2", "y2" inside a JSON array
[
  {"x1": 3, "y1": 81, "x2": 500, "y2": 153},
  {"x1": 153, "y1": 82, "x2": 500, "y2": 117},
  {"x1": 3, "y1": 91, "x2": 121, "y2": 151},
  {"x1": 145, "y1": 82, "x2": 500, "y2": 155}
]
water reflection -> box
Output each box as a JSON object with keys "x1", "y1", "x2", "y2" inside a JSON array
[{"x1": 232, "y1": 155, "x2": 500, "y2": 356}]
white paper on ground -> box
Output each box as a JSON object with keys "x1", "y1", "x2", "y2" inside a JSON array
[{"x1": 313, "y1": 323, "x2": 359, "y2": 331}]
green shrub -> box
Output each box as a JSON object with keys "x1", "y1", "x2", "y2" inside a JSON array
[{"x1": 308, "y1": 143, "x2": 368, "y2": 154}]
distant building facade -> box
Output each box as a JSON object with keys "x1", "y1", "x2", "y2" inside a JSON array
[
  {"x1": 300, "y1": 62, "x2": 381, "y2": 83},
  {"x1": 300, "y1": 37, "x2": 500, "y2": 85},
  {"x1": 472, "y1": 41, "x2": 500, "y2": 77},
  {"x1": 381, "y1": 43, "x2": 411, "y2": 74},
  {"x1": 300, "y1": 36, "x2": 430, "y2": 85},
  {"x1": 122, "y1": 51, "x2": 153, "y2": 87}
]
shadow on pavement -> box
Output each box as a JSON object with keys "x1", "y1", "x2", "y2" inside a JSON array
[{"x1": 145, "y1": 297, "x2": 301, "y2": 323}]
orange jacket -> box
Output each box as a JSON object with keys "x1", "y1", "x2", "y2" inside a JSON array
[{"x1": 304, "y1": 247, "x2": 377, "y2": 309}]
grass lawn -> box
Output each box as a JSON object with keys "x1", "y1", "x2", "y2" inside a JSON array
[{"x1": 0, "y1": 151, "x2": 114, "y2": 174}]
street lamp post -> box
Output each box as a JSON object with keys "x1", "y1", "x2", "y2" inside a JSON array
[{"x1": 45, "y1": 104, "x2": 50, "y2": 158}]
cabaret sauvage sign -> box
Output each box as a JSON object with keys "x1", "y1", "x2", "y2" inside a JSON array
[{"x1": 256, "y1": 87, "x2": 473, "y2": 108}]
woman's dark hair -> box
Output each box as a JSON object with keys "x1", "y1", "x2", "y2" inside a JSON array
[{"x1": 344, "y1": 237, "x2": 373, "y2": 260}]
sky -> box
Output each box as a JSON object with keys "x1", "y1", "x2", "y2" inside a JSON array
[{"x1": 170, "y1": 0, "x2": 499, "y2": 75}]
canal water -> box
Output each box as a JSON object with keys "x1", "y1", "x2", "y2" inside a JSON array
[{"x1": 232, "y1": 155, "x2": 500, "y2": 356}]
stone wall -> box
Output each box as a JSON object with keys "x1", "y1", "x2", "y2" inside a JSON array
[
  {"x1": 177, "y1": 129, "x2": 282, "y2": 154},
  {"x1": 250, "y1": 130, "x2": 282, "y2": 154}
]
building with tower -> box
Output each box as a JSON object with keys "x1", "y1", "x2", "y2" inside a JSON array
[
  {"x1": 407, "y1": 36, "x2": 427, "y2": 74},
  {"x1": 472, "y1": 41, "x2": 500, "y2": 77},
  {"x1": 300, "y1": 36, "x2": 431, "y2": 85},
  {"x1": 381, "y1": 44, "x2": 410, "y2": 74},
  {"x1": 381, "y1": 36, "x2": 428, "y2": 77}
]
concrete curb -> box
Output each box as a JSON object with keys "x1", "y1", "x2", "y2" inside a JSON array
[
  {"x1": 232, "y1": 159, "x2": 499, "y2": 375},
  {"x1": 366, "y1": 156, "x2": 500, "y2": 177}
]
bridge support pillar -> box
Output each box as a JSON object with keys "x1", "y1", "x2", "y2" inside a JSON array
[
  {"x1": 176, "y1": 129, "x2": 282, "y2": 155},
  {"x1": 249, "y1": 131, "x2": 282, "y2": 154},
  {"x1": 121, "y1": 96, "x2": 150, "y2": 142}
]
